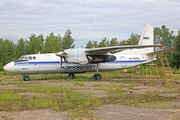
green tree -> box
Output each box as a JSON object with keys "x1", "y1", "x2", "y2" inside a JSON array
[
  {"x1": 43, "y1": 33, "x2": 62, "y2": 53},
  {"x1": 110, "y1": 38, "x2": 118, "y2": 46},
  {"x1": 4, "y1": 40, "x2": 15, "y2": 62},
  {"x1": 0, "y1": 39, "x2": 15, "y2": 65},
  {"x1": 119, "y1": 39, "x2": 127, "y2": 45},
  {"x1": 85, "y1": 40, "x2": 93, "y2": 48},
  {"x1": 92, "y1": 40, "x2": 99, "y2": 48},
  {"x1": 0, "y1": 39, "x2": 4, "y2": 64},
  {"x1": 26, "y1": 34, "x2": 44, "y2": 54},
  {"x1": 171, "y1": 31, "x2": 180, "y2": 69},
  {"x1": 62, "y1": 29, "x2": 75, "y2": 50},
  {"x1": 99, "y1": 37, "x2": 109, "y2": 47},
  {"x1": 154, "y1": 25, "x2": 175, "y2": 48},
  {"x1": 0, "y1": 62, "x2": 3, "y2": 70},
  {"x1": 126, "y1": 33, "x2": 140, "y2": 45},
  {"x1": 154, "y1": 25, "x2": 175, "y2": 66},
  {"x1": 14, "y1": 38, "x2": 27, "y2": 59}
]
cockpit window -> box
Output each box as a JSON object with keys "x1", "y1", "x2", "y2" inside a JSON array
[
  {"x1": 18, "y1": 56, "x2": 25, "y2": 60},
  {"x1": 18, "y1": 55, "x2": 36, "y2": 60},
  {"x1": 24, "y1": 56, "x2": 28, "y2": 60},
  {"x1": 28, "y1": 56, "x2": 32, "y2": 60},
  {"x1": 33, "y1": 56, "x2": 36, "y2": 60}
]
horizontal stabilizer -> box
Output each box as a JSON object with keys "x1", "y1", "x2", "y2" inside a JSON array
[{"x1": 146, "y1": 47, "x2": 175, "y2": 56}]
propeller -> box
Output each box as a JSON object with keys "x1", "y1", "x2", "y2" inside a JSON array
[
  {"x1": 60, "y1": 57, "x2": 63, "y2": 69},
  {"x1": 56, "y1": 52, "x2": 67, "y2": 71}
]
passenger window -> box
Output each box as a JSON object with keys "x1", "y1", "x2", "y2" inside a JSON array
[
  {"x1": 33, "y1": 56, "x2": 36, "y2": 60},
  {"x1": 28, "y1": 56, "x2": 32, "y2": 60}
]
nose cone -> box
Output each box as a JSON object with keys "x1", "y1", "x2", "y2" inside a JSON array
[{"x1": 3, "y1": 62, "x2": 15, "y2": 73}]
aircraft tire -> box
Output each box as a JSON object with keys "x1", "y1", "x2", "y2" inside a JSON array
[
  {"x1": 68, "y1": 73, "x2": 75, "y2": 79},
  {"x1": 93, "y1": 74, "x2": 102, "y2": 80},
  {"x1": 23, "y1": 76, "x2": 30, "y2": 81}
]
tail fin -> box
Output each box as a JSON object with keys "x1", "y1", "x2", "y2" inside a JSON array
[{"x1": 138, "y1": 23, "x2": 154, "y2": 52}]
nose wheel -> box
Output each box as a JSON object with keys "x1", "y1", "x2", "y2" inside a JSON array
[
  {"x1": 23, "y1": 75, "x2": 30, "y2": 81},
  {"x1": 93, "y1": 74, "x2": 102, "y2": 80},
  {"x1": 93, "y1": 63, "x2": 102, "y2": 80}
]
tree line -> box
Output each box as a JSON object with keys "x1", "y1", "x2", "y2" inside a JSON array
[{"x1": 0, "y1": 25, "x2": 180, "y2": 70}]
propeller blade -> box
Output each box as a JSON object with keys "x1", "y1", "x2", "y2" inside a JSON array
[{"x1": 61, "y1": 57, "x2": 63, "y2": 69}]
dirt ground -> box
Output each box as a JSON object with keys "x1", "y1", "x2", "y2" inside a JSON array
[{"x1": 0, "y1": 78, "x2": 180, "y2": 120}]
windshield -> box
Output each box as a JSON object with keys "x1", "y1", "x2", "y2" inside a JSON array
[
  {"x1": 18, "y1": 55, "x2": 36, "y2": 60},
  {"x1": 18, "y1": 56, "x2": 26, "y2": 60}
]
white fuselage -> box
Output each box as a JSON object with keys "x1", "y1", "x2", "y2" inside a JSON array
[
  {"x1": 4, "y1": 23, "x2": 157, "y2": 75},
  {"x1": 4, "y1": 48, "x2": 156, "y2": 74}
]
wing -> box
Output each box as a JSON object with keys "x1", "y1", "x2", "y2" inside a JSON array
[
  {"x1": 85, "y1": 44, "x2": 164, "y2": 54},
  {"x1": 146, "y1": 47, "x2": 175, "y2": 56}
]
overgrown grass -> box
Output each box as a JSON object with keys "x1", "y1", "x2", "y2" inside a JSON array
[
  {"x1": 27, "y1": 85, "x2": 71, "y2": 93},
  {"x1": 73, "y1": 82, "x2": 84, "y2": 86},
  {"x1": 0, "y1": 69, "x2": 180, "y2": 119},
  {"x1": 0, "y1": 92, "x2": 22, "y2": 111}
]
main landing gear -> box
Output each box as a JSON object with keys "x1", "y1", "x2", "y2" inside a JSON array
[
  {"x1": 23, "y1": 75, "x2": 30, "y2": 81},
  {"x1": 68, "y1": 73, "x2": 75, "y2": 79},
  {"x1": 93, "y1": 63, "x2": 102, "y2": 80}
]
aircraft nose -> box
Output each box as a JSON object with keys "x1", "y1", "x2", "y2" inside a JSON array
[{"x1": 3, "y1": 62, "x2": 15, "y2": 73}]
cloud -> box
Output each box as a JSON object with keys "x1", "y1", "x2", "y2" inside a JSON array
[{"x1": 0, "y1": 0, "x2": 180, "y2": 47}]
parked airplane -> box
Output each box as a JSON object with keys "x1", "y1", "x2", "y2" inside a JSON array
[{"x1": 4, "y1": 23, "x2": 164, "y2": 81}]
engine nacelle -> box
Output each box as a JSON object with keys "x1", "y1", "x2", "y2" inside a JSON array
[
  {"x1": 64, "y1": 49, "x2": 89, "y2": 64},
  {"x1": 58, "y1": 49, "x2": 117, "y2": 64}
]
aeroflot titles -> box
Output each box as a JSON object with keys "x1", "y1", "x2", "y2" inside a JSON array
[{"x1": 61, "y1": 65, "x2": 96, "y2": 70}]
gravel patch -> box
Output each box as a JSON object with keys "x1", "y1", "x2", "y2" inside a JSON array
[
  {"x1": 92, "y1": 104, "x2": 180, "y2": 120},
  {"x1": 0, "y1": 109, "x2": 70, "y2": 120}
]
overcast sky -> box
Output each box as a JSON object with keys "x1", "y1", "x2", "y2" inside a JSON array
[{"x1": 0, "y1": 0, "x2": 180, "y2": 48}]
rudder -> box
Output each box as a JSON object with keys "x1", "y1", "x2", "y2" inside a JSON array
[{"x1": 138, "y1": 23, "x2": 154, "y2": 52}]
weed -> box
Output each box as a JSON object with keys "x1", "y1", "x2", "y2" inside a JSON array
[
  {"x1": 46, "y1": 91, "x2": 52, "y2": 95},
  {"x1": 163, "y1": 89, "x2": 178, "y2": 93},
  {"x1": 109, "y1": 87, "x2": 116, "y2": 92},
  {"x1": 27, "y1": 97, "x2": 55, "y2": 109},
  {"x1": 169, "y1": 111, "x2": 175, "y2": 114},
  {"x1": 0, "y1": 92, "x2": 22, "y2": 101},
  {"x1": 115, "y1": 84, "x2": 125, "y2": 91},
  {"x1": 173, "y1": 104, "x2": 178, "y2": 108},
  {"x1": 74, "y1": 82, "x2": 84, "y2": 86},
  {"x1": 88, "y1": 93, "x2": 92, "y2": 97},
  {"x1": 68, "y1": 110, "x2": 71, "y2": 117},
  {"x1": 53, "y1": 105, "x2": 59, "y2": 111},
  {"x1": 129, "y1": 81, "x2": 137, "y2": 89},
  {"x1": 27, "y1": 85, "x2": 71, "y2": 93},
  {"x1": 93, "y1": 83, "x2": 108, "y2": 87}
]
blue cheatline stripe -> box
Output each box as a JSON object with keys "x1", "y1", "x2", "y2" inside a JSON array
[
  {"x1": 111, "y1": 60, "x2": 146, "y2": 63},
  {"x1": 14, "y1": 60, "x2": 146, "y2": 66},
  {"x1": 14, "y1": 61, "x2": 64, "y2": 65}
]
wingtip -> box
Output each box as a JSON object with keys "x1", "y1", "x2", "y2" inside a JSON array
[
  {"x1": 170, "y1": 47, "x2": 176, "y2": 49},
  {"x1": 158, "y1": 44, "x2": 165, "y2": 47}
]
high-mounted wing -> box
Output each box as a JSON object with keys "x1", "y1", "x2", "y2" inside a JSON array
[{"x1": 85, "y1": 44, "x2": 164, "y2": 54}]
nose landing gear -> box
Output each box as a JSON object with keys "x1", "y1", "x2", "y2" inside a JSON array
[
  {"x1": 93, "y1": 74, "x2": 102, "y2": 80},
  {"x1": 23, "y1": 75, "x2": 30, "y2": 81},
  {"x1": 93, "y1": 63, "x2": 102, "y2": 80}
]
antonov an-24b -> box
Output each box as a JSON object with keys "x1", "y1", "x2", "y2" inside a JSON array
[{"x1": 4, "y1": 24, "x2": 164, "y2": 81}]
